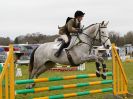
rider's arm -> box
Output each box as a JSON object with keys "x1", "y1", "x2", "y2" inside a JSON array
[{"x1": 67, "y1": 19, "x2": 78, "y2": 33}]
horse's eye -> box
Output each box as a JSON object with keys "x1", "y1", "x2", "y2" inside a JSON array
[{"x1": 102, "y1": 31, "x2": 104, "y2": 33}]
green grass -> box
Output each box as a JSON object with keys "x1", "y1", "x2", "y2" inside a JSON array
[{"x1": 3, "y1": 61, "x2": 133, "y2": 99}]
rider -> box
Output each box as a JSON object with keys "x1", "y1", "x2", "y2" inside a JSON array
[{"x1": 54, "y1": 10, "x2": 85, "y2": 57}]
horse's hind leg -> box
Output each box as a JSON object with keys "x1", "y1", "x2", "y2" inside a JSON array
[
  {"x1": 26, "y1": 63, "x2": 46, "y2": 89},
  {"x1": 29, "y1": 65, "x2": 48, "y2": 88},
  {"x1": 27, "y1": 61, "x2": 56, "y2": 89},
  {"x1": 26, "y1": 67, "x2": 39, "y2": 89},
  {"x1": 34, "y1": 63, "x2": 52, "y2": 79}
]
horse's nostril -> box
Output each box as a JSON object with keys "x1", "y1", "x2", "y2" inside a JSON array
[{"x1": 106, "y1": 45, "x2": 110, "y2": 49}]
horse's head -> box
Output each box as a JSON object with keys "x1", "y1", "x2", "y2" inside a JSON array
[
  {"x1": 83, "y1": 21, "x2": 111, "y2": 49},
  {"x1": 98, "y1": 21, "x2": 111, "y2": 49}
]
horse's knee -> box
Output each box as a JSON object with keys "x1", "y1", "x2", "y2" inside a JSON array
[
  {"x1": 95, "y1": 62, "x2": 101, "y2": 70},
  {"x1": 96, "y1": 62, "x2": 100, "y2": 67}
]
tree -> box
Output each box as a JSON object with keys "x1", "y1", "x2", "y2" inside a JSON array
[
  {"x1": 0, "y1": 37, "x2": 11, "y2": 45},
  {"x1": 124, "y1": 31, "x2": 133, "y2": 45},
  {"x1": 14, "y1": 37, "x2": 19, "y2": 44},
  {"x1": 14, "y1": 32, "x2": 59, "y2": 44},
  {"x1": 109, "y1": 31, "x2": 120, "y2": 46}
]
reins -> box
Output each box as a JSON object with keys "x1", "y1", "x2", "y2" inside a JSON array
[{"x1": 73, "y1": 23, "x2": 109, "y2": 53}]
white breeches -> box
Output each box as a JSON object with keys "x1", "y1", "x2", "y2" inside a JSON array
[{"x1": 60, "y1": 35, "x2": 69, "y2": 43}]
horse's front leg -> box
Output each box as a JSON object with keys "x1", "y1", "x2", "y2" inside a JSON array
[
  {"x1": 97, "y1": 56, "x2": 108, "y2": 79},
  {"x1": 101, "y1": 63, "x2": 107, "y2": 79},
  {"x1": 95, "y1": 61, "x2": 101, "y2": 78},
  {"x1": 81, "y1": 55, "x2": 102, "y2": 77},
  {"x1": 81, "y1": 54, "x2": 107, "y2": 79}
]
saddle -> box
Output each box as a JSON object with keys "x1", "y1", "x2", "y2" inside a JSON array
[
  {"x1": 53, "y1": 35, "x2": 80, "y2": 66},
  {"x1": 53, "y1": 35, "x2": 79, "y2": 50}
]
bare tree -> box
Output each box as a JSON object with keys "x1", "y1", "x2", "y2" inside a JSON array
[
  {"x1": 14, "y1": 33, "x2": 59, "y2": 44},
  {"x1": 0, "y1": 37, "x2": 11, "y2": 45},
  {"x1": 124, "y1": 31, "x2": 133, "y2": 45}
]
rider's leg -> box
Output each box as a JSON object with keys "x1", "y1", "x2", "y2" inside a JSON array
[
  {"x1": 54, "y1": 35, "x2": 69, "y2": 57},
  {"x1": 54, "y1": 40, "x2": 66, "y2": 57},
  {"x1": 61, "y1": 35, "x2": 69, "y2": 43}
]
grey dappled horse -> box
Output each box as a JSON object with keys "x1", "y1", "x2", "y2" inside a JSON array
[{"x1": 27, "y1": 21, "x2": 111, "y2": 88}]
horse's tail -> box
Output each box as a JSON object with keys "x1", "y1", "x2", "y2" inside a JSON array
[{"x1": 29, "y1": 47, "x2": 38, "y2": 73}]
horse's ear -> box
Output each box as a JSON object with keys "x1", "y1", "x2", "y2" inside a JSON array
[
  {"x1": 101, "y1": 21, "x2": 105, "y2": 25},
  {"x1": 105, "y1": 21, "x2": 109, "y2": 26}
]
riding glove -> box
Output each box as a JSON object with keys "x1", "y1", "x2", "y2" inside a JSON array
[{"x1": 77, "y1": 28, "x2": 83, "y2": 33}]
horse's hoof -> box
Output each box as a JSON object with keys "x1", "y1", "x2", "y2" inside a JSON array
[
  {"x1": 96, "y1": 72, "x2": 100, "y2": 77},
  {"x1": 101, "y1": 73, "x2": 106, "y2": 79}
]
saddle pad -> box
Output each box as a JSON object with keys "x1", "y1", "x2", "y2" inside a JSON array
[{"x1": 66, "y1": 36, "x2": 78, "y2": 50}]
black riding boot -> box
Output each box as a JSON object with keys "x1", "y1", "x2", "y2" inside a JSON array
[{"x1": 54, "y1": 40, "x2": 66, "y2": 57}]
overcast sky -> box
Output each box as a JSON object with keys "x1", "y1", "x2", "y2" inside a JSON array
[{"x1": 0, "y1": 0, "x2": 133, "y2": 39}]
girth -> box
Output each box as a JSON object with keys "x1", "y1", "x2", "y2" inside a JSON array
[{"x1": 65, "y1": 49, "x2": 79, "y2": 66}]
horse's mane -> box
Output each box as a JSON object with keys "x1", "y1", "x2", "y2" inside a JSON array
[{"x1": 83, "y1": 23, "x2": 99, "y2": 30}]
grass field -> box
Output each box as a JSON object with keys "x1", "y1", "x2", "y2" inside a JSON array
[{"x1": 5, "y1": 61, "x2": 133, "y2": 99}]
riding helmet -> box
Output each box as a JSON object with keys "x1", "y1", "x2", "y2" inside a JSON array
[{"x1": 74, "y1": 10, "x2": 85, "y2": 18}]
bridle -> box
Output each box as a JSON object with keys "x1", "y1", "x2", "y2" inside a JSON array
[
  {"x1": 94, "y1": 24, "x2": 110, "y2": 46},
  {"x1": 76, "y1": 23, "x2": 110, "y2": 53}
]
